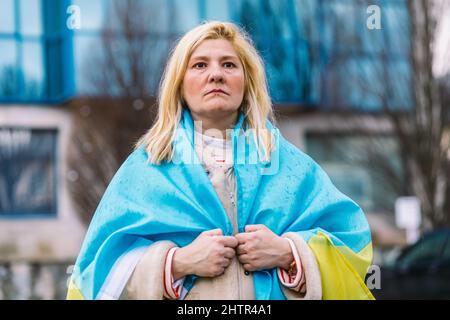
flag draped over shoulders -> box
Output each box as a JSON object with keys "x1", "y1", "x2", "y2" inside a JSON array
[{"x1": 67, "y1": 108, "x2": 374, "y2": 300}]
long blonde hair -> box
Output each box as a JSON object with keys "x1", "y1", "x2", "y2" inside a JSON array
[{"x1": 135, "y1": 21, "x2": 276, "y2": 164}]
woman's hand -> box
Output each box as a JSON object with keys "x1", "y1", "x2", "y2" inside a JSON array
[
  {"x1": 172, "y1": 228, "x2": 238, "y2": 280},
  {"x1": 235, "y1": 224, "x2": 294, "y2": 272}
]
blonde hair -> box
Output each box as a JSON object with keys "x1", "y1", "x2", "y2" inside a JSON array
[{"x1": 135, "y1": 21, "x2": 276, "y2": 164}]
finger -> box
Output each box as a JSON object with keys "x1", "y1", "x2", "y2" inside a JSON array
[
  {"x1": 236, "y1": 245, "x2": 247, "y2": 255},
  {"x1": 220, "y1": 235, "x2": 239, "y2": 248},
  {"x1": 243, "y1": 263, "x2": 255, "y2": 272},
  {"x1": 203, "y1": 228, "x2": 223, "y2": 236},
  {"x1": 222, "y1": 257, "x2": 232, "y2": 267},
  {"x1": 237, "y1": 253, "x2": 250, "y2": 264},
  {"x1": 223, "y1": 248, "x2": 236, "y2": 259},
  {"x1": 214, "y1": 266, "x2": 226, "y2": 277},
  {"x1": 244, "y1": 224, "x2": 265, "y2": 233},
  {"x1": 234, "y1": 233, "x2": 248, "y2": 244}
]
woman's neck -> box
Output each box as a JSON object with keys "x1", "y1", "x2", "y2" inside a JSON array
[{"x1": 191, "y1": 111, "x2": 239, "y2": 140}]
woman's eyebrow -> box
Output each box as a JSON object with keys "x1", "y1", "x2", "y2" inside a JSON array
[{"x1": 190, "y1": 55, "x2": 240, "y2": 62}]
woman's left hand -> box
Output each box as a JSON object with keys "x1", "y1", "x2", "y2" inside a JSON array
[{"x1": 235, "y1": 224, "x2": 294, "y2": 272}]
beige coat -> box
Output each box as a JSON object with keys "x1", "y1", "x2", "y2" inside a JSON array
[{"x1": 121, "y1": 131, "x2": 322, "y2": 299}]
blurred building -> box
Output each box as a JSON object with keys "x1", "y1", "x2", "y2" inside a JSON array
[{"x1": 0, "y1": 0, "x2": 412, "y2": 299}]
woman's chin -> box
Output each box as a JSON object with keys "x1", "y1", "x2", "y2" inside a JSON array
[{"x1": 204, "y1": 103, "x2": 239, "y2": 114}]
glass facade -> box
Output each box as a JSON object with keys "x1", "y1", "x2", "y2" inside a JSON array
[
  {"x1": 0, "y1": 0, "x2": 413, "y2": 109},
  {"x1": 69, "y1": 0, "x2": 413, "y2": 108},
  {"x1": 0, "y1": 0, "x2": 74, "y2": 103},
  {"x1": 316, "y1": 0, "x2": 413, "y2": 110},
  {"x1": 0, "y1": 128, "x2": 57, "y2": 217}
]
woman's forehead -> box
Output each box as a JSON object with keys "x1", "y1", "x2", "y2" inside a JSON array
[{"x1": 190, "y1": 39, "x2": 239, "y2": 60}]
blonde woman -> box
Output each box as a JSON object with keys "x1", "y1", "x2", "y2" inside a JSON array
[{"x1": 67, "y1": 21, "x2": 374, "y2": 300}]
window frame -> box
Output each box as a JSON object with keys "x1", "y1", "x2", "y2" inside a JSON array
[
  {"x1": 0, "y1": 126, "x2": 58, "y2": 219},
  {"x1": 0, "y1": 0, "x2": 75, "y2": 104}
]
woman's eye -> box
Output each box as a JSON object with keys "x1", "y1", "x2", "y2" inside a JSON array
[
  {"x1": 223, "y1": 62, "x2": 236, "y2": 68},
  {"x1": 193, "y1": 62, "x2": 206, "y2": 69}
]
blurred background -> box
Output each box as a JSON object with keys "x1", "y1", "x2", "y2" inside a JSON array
[{"x1": 0, "y1": 0, "x2": 449, "y2": 299}]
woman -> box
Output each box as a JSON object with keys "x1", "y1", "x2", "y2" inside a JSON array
[{"x1": 67, "y1": 21, "x2": 374, "y2": 300}]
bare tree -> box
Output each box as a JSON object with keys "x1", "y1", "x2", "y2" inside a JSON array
[
  {"x1": 380, "y1": 0, "x2": 450, "y2": 228},
  {"x1": 67, "y1": 0, "x2": 166, "y2": 224},
  {"x1": 289, "y1": 0, "x2": 450, "y2": 229},
  {"x1": 332, "y1": 0, "x2": 450, "y2": 229}
]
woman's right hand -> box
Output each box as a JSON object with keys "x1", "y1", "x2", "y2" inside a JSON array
[{"x1": 172, "y1": 228, "x2": 238, "y2": 280}]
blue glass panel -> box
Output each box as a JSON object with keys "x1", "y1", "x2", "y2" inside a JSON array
[
  {"x1": 205, "y1": 0, "x2": 231, "y2": 21},
  {"x1": 321, "y1": 57, "x2": 384, "y2": 110},
  {"x1": 295, "y1": 0, "x2": 319, "y2": 43},
  {"x1": 0, "y1": 128, "x2": 57, "y2": 217},
  {"x1": 384, "y1": 2, "x2": 411, "y2": 55},
  {"x1": 236, "y1": 0, "x2": 295, "y2": 40},
  {"x1": 71, "y1": 0, "x2": 105, "y2": 31},
  {"x1": 172, "y1": 0, "x2": 200, "y2": 33},
  {"x1": 74, "y1": 33, "x2": 170, "y2": 96},
  {"x1": 19, "y1": 0, "x2": 43, "y2": 36},
  {"x1": 146, "y1": 0, "x2": 170, "y2": 34},
  {"x1": 102, "y1": 0, "x2": 169, "y2": 34},
  {"x1": 236, "y1": 0, "x2": 262, "y2": 35},
  {"x1": 320, "y1": 58, "x2": 349, "y2": 109},
  {"x1": 46, "y1": 40, "x2": 65, "y2": 98},
  {"x1": 387, "y1": 59, "x2": 413, "y2": 109},
  {"x1": 309, "y1": 62, "x2": 321, "y2": 105},
  {"x1": 74, "y1": 35, "x2": 100, "y2": 95},
  {"x1": 323, "y1": 55, "x2": 411, "y2": 111},
  {"x1": 266, "y1": 0, "x2": 295, "y2": 40},
  {"x1": 354, "y1": 0, "x2": 385, "y2": 54},
  {"x1": 321, "y1": 0, "x2": 357, "y2": 52},
  {"x1": 0, "y1": 40, "x2": 17, "y2": 97},
  {"x1": 22, "y1": 41, "x2": 45, "y2": 99},
  {"x1": 264, "y1": 38, "x2": 309, "y2": 103},
  {"x1": 348, "y1": 58, "x2": 384, "y2": 110},
  {"x1": 0, "y1": 0, "x2": 15, "y2": 33},
  {"x1": 43, "y1": 0, "x2": 66, "y2": 35}
]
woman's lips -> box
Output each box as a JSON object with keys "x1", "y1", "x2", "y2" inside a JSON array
[{"x1": 206, "y1": 89, "x2": 228, "y2": 95}]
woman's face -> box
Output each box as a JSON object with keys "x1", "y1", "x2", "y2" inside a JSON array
[{"x1": 182, "y1": 39, "x2": 245, "y2": 127}]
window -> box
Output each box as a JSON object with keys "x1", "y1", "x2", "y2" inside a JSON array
[
  {"x1": 230, "y1": 0, "x2": 412, "y2": 108},
  {"x1": 172, "y1": 0, "x2": 201, "y2": 33},
  {"x1": 0, "y1": 127, "x2": 57, "y2": 217},
  {"x1": 73, "y1": 0, "x2": 173, "y2": 96},
  {"x1": 0, "y1": 40, "x2": 17, "y2": 97},
  {"x1": 0, "y1": 0, "x2": 15, "y2": 33},
  {"x1": 19, "y1": 0, "x2": 43, "y2": 36},
  {"x1": 234, "y1": 0, "x2": 316, "y2": 103},
  {"x1": 318, "y1": 0, "x2": 413, "y2": 110},
  {"x1": 0, "y1": 0, "x2": 74, "y2": 103},
  {"x1": 67, "y1": 0, "x2": 413, "y2": 108},
  {"x1": 205, "y1": 0, "x2": 231, "y2": 21},
  {"x1": 305, "y1": 133, "x2": 405, "y2": 213}
]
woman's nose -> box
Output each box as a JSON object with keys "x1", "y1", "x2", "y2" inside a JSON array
[{"x1": 208, "y1": 65, "x2": 225, "y2": 83}]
